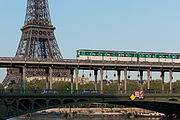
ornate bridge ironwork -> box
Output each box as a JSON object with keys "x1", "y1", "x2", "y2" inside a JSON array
[{"x1": 0, "y1": 90, "x2": 180, "y2": 119}]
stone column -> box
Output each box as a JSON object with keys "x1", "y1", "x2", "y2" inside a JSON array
[
  {"x1": 23, "y1": 67, "x2": 26, "y2": 93},
  {"x1": 100, "y1": 68, "x2": 103, "y2": 94},
  {"x1": 147, "y1": 69, "x2": 150, "y2": 89},
  {"x1": 161, "y1": 71, "x2": 165, "y2": 93},
  {"x1": 117, "y1": 70, "x2": 121, "y2": 92},
  {"x1": 70, "y1": 69, "x2": 74, "y2": 93},
  {"x1": 169, "y1": 70, "x2": 172, "y2": 93},
  {"x1": 45, "y1": 68, "x2": 49, "y2": 89},
  {"x1": 94, "y1": 70, "x2": 98, "y2": 91},
  {"x1": 49, "y1": 67, "x2": 53, "y2": 89},
  {"x1": 140, "y1": 71, "x2": 143, "y2": 90},
  {"x1": 124, "y1": 68, "x2": 127, "y2": 93},
  {"x1": 75, "y1": 67, "x2": 79, "y2": 93}
]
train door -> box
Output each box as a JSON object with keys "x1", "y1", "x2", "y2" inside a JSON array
[{"x1": 137, "y1": 53, "x2": 140, "y2": 63}]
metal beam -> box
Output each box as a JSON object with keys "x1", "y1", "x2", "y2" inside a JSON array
[
  {"x1": 169, "y1": 70, "x2": 173, "y2": 94},
  {"x1": 75, "y1": 67, "x2": 79, "y2": 93},
  {"x1": 117, "y1": 70, "x2": 121, "y2": 92},
  {"x1": 161, "y1": 71, "x2": 165, "y2": 93},
  {"x1": 140, "y1": 71, "x2": 143, "y2": 90},
  {"x1": 100, "y1": 68, "x2": 103, "y2": 94},
  {"x1": 124, "y1": 68, "x2": 127, "y2": 93},
  {"x1": 147, "y1": 69, "x2": 150, "y2": 89},
  {"x1": 70, "y1": 69, "x2": 74, "y2": 93}
]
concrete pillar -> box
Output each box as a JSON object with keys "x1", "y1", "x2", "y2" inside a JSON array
[
  {"x1": 23, "y1": 67, "x2": 26, "y2": 93},
  {"x1": 147, "y1": 69, "x2": 150, "y2": 89},
  {"x1": 117, "y1": 70, "x2": 121, "y2": 91},
  {"x1": 45, "y1": 68, "x2": 49, "y2": 89},
  {"x1": 124, "y1": 68, "x2": 127, "y2": 93},
  {"x1": 49, "y1": 67, "x2": 53, "y2": 89},
  {"x1": 140, "y1": 71, "x2": 143, "y2": 90},
  {"x1": 70, "y1": 69, "x2": 74, "y2": 93},
  {"x1": 94, "y1": 70, "x2": 98, "y2": 91},
  {"x1": 100, "y1": 68, "x2": 103, "y2": 94},
  {"x1": 75, "y1": 67, "x2": 79, "y2": 93},
  {"x1": 169, "y1": 70, "x2": 172, "y2": 93},
  {"x1": 161, "y1": 71, "x2": 165, "y2": 93}
]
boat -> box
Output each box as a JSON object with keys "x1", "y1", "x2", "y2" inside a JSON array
[{"x1": 135, "y1": 112, "x2": 166, "y2": 117}]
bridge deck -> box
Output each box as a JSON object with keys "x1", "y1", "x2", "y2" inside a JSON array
[{"x1": 0, "y1": 57, "x2": 180, "y2": 71}]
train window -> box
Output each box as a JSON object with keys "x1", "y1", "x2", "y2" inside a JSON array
[
  {"x1": 110, "y1": 53, "x2": 113, "y2": 56},
  {"x1": 120, "y1": 53, "x2": 123, "y2": 57},
  {"x1": 115, "y1": 53, "x2": 119, "y2": 57},
  {"x1": 81, "y1": 51, "x2": 86, "y2": 56},
  {"x1": 124, "y1": 53, "x2": 128, "y2": 57},
  {"x1": 151, "y1": 54, "x2": 155, "y2": 58},
  {"x1": 92, "y1": 52, "x2": 98, "y2": 56},
  {"x1": 172, "y1": 55, "x2": 176, "y2": 59},
  {"x1": 145, "y1": 54, "x2": 148, "y2": 58},
  {"x1": 85, "y1": 52, "x2": 90, "y2": 56},
  {"x1": 130, "y1": 53, "x2": 134, "y2": 57},
  {"x1": 122, "y1": 53, "x2": 125, "y2": 57},
  {"x1": 80, "y1": 52, "x2": 82, "y2": 55},
  {"x1": 177, "y1": 55, "x2": 180, "y2": 59},
  {"x1": 101, "y1": 52, "x2": 105, "y2": 56},
  {"x1": 163, "y1": 55, "x2": 168, "y2": 58}
]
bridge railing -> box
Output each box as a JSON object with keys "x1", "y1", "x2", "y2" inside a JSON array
[
  {"x1": 1, "y1": 57, "x2": 180, "y2": 66},
  {"x1": 0, "y1": 89, "x2": 178, "y2": 95}
]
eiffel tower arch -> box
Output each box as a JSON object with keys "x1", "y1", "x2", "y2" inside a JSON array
[{"x1": 2, "y1": 0, "x2": 70, "y2": 87}]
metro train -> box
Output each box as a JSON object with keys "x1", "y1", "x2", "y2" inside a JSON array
[{"x1": 76, "y1": 49, "x2": 180, "y2": 63}]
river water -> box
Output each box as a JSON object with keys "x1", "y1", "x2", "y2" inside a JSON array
[{"x1": 8, "y1": 117, "x2": 172, "y2": 120}]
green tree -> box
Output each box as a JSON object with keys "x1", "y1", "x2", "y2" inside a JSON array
[
  {"x1": 0, "y1": 83, "x2": 3, "y2": 89},
  {"x1": 144, "y1": 80, "x2": 162, "y2": 90}
]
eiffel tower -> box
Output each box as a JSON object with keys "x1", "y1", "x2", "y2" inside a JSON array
[{"x1": 2, "y1": 0, "x2": 69, "y2": 87}]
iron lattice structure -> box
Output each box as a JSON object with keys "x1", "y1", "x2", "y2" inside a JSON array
[
  {"x1": 15, "y1": 0, "x2": 63, "y2": 59},
  {"x1": 3, "y1": 0, "x2": 70, "y2": 87}
]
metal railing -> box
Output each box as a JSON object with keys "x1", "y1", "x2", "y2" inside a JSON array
[
  {"x1": 0, "y1": 57, "x2": 179, "y2": 66},
  {"x1": 0, "y1": 89, "x2": 179, "y2": 96}
]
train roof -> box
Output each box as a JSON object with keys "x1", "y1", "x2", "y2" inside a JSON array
[
  {"x1": 77, "y1": 49, "x2": 136, "y2": 53},
  {"x1": 77, "y1": 49, "x2": 180, "y2": 55},
  {"x1": 139, "y1": 51, "x2": 180, "y2": 55}
]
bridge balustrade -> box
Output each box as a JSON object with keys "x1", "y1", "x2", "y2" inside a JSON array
[{"x1": 0, "y1": 89, "x2": 178, "y2": 95}]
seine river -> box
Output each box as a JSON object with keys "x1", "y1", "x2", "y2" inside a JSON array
[{"x1": 8, "y1": 117, "x2": 171, "y2": 120}]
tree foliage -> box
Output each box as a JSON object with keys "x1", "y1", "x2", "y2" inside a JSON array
[{"x1": 0, "y1": 83, "x2": 3, "y2": 89}]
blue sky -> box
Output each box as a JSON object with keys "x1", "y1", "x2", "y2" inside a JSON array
[{"x1": 0, "y1": 0, "x2": 180, "y2": 82}]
